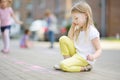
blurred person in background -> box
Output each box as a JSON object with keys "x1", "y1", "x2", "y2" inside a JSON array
[
  {"x1": 20, "y1": 29, "x2": 33, "y2": 48},
  {"x1": 45, "y1": 10, "x2": 57, "y2": 48},
  {"x1": 0, "y1": 0, "x2": 22, "y2": 53}
]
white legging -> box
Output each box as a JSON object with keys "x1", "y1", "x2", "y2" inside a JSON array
[{"x1": 1, "y1": 29, "x2": 10, "y2": 50}]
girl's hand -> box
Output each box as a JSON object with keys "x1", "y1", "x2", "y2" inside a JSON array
[
  {"x1": 87, "y1": 54, "x2": 95, "y2": 61},
  {"x1": 17, "y1": 21, "x2": 23, "y2": 25},
  {"x1": 11, "y1": 12, "x2": 23, "y2": 25}
]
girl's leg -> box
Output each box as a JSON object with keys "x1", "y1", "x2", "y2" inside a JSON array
[
  {"x1": 48, "y1": 31, "x2": 55, "y2": 48},
  {"x1": 54, "y1": 36, "x2": 76, "y2": 69},
  {"x1": 60, "y1": 54, "x2": 89, "y2": 72},
  {"x1": 3, "y1": 29, "x2": 10, "y2": 51},
  {"x1": 59, "y1": 36, "x2": 76, "y2": 59},
  {"x1": 1, "y1": 32, "x2": 6, "y2": 50},
  {"x1": 50, "y1": 31, "x2": 55, "y2": 48}
]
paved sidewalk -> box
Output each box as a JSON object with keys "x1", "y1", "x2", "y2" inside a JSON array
[{"x1": 0, "y1": 40, "x2": 120, "y2": 80}]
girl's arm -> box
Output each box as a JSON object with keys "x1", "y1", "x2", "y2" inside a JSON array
[
  {"x1": 25, "y1": 36, "x2": 32, "y2": 48},
  {"x1": 11, "y1": 11, "x2": 23, "y2": 24},
  {"x1": 68, "y1": 24, "x2": 74, "y2": 40},
  {"x1": 87, "y1": 37, "x2": 102, "y2": 61},
  {"x1": 25, "y1": 39, "x2": 30, "y2": 47},
  {"x1": 0, "y1": 14, "x2": 1, "y2": 26},
  {"x1": 68, "y1": 26, "x2": 73, "y2": 39},
  {"x1": 25, "y1": 38, "x2": 31, "y2": 48}
]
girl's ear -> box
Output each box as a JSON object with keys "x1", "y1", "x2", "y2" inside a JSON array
[{"x1": 85, "y1": 13, "x2": 88, "y2": 19}]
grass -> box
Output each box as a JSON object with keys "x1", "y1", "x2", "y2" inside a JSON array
[{"x1": 101, "y1": 37, "x2": 120, "y2": 42}]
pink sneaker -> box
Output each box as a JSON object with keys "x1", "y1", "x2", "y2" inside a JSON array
[
  {"x1": 1, "y1": 49, "x2": 10, "y2": 54},
  {"x1": 1, "y1": 49, "x2": 4, "y2": 52},
  {"x1": 20, "y1": 45, "x2": 27, "y2": 48}
]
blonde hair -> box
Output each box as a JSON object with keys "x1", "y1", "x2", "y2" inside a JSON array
[
  {"x1": 0, "y1": 0, "x2": 13, "y2": 7},
  {"x1": 68, "y1": 1, "x2": 94, "y2": 41},
  {"x1": 45, "y1": 9, "x2": 52, "y2": 17},
  {"x1": 8, "y1": 0, "x2": 12, "y2": 6}
]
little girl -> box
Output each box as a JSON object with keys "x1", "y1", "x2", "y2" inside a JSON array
[
  {"x1": 20, "y1": 29, "x2": 33, "y2": 48},
  {"x1": 54, "y1": 1, "x2": 102, "y2": 72},
  {"x1": 0, "y1": 0, "x2": 22, "y2": 53}
]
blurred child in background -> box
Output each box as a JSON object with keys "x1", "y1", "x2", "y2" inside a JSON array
[
  {"x1": 20, "y1": 29, "x2": 33, "y2": 48},
  {"x1": 0, "y1": 0, "x2": 22, "y2": 53},
  {"x1": 45, "y1": 10, "x2": 57, "y2": 48}
]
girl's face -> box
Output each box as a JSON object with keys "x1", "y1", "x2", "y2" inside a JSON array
[
  {"x1": 0, "y1": 0, "x2": 8, "y2": 8},
  {"x1": 26, "y1": 31, "x2": 31, "y2": 36},
  {"x1": 71, "y1": 12, "x2": 87, "y2": 28}
]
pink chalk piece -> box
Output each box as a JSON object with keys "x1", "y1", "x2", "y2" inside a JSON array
[
  {"x1": 15, "y1": 61, "x2": 25, "y2": 65},
  {"x1": 3, "y1": 55, "x2": 8, "y2": 58},
  {"x1": 0, "y1": 55, "x2": 59, "y2": 74},
  {"x1": 23, "y1": 69, "x2": 31, "y2": 72},
  {"x1": 24, "y1": 63, "x2": 33, "y2": 66},
  {"x1": 25, "y1": 65, "x2": 60, "y2": 74},
  {"x1": 29, "y1": 65, "x2": 45, "y2": 71},
  {"x1": 10, "y1": 58, "x2": 18, "y2": 62}
]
